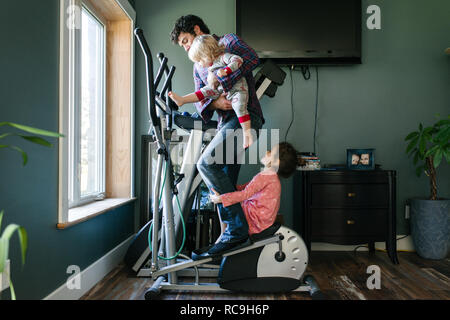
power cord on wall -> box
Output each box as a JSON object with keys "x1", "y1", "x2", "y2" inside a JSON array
[
  {"x1": 313, "y1": 66, "x2": 319, "y2": 155},
  {"x1": 284, "y1": 65, "x2": 319, "y2": 156},
  {"x1": 284, "y1": 66, "x2": 295, "y2": 142},
  {"x1": 300, "y1": 66, "x2": 311, "y2": 80}
]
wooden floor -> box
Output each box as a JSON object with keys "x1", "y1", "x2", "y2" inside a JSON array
[{"x1": 81, "y1": 251, "x2": 450, "y2": 300}]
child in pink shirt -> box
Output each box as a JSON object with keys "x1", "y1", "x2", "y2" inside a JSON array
[{"x1": 210, "y1": 142, "x2": 298, "y2": 236}]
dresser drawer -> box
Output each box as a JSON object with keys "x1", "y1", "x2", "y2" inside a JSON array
[
  {"x1": 308, "y1": 171, "x2": 392, "y2": 184},
  {"x1": 311, "y1": 209, "x2": 387, "y2": 238},
  {"x1": 310, "y1": 184, "x2": 389, "y2": 208}
]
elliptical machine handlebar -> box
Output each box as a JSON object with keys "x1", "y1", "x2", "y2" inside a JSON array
[
  {"x1": 157, "y1": 52, "x2": 178, "y2": 113},
  {"x1": 134, "y1": 27, "x2": 166, "y2": 151},
  {"x1": 160, "y1": 66, "x2": 176, "y2": 99},
  {"x1": 154, "y1": 56, "x2": 168, "y2": 91}
]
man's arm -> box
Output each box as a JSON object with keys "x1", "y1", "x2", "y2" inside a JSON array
[
  {"x1": 217, "y1": 34, "x2": 259, "y2": 92},
  {"x1": 193, "y1": 65, "x2": 215, "y2": 122}
]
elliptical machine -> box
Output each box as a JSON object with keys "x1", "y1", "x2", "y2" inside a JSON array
[{"x1": 125, "y1": 28, "x2": 322, "y2": 300}]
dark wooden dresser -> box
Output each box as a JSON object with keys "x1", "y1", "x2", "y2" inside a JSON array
[{"x1": 293, "y1": 170, "x2": 399, "y2": 264}]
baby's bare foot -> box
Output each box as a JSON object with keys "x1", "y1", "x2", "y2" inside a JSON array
[{"x1": 168, "y1": 91, "x2": 184, "y2": 107}]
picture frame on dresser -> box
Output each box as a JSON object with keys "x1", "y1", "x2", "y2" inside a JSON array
[{"x1": 347, "y1": 148, "x2": 375, "y2": 170}]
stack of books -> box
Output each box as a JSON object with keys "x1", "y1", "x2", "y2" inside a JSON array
[{"x1": 297, "y1": 153, "x2": 321, "y2": 171}]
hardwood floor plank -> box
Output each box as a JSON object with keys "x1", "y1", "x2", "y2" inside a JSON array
[{"x1": 81, "y1": 252, "x2": 450, "y2": 300}]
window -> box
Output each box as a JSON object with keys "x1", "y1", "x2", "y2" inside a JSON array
[
  {"x1": 68, "y1": 5, "x2": 106, "y2": 209},
  {"x1": 59, "y1": 0, "x2": 136, "y2": 228}
]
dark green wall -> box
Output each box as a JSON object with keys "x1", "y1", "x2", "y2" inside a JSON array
[
  {"x1": 134, "y1": 0, "x2": 450, "y2": 235},
  {"x1": 2, "y1": 0, "x2": 447, "y2": 299},
  {"x1": 0, "y1": 0, "x2": 135, "y2": 299}
]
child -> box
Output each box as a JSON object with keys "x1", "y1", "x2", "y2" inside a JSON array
[
  {"x1": 210, "y1": 142, "x2": 298, "y2": 236},
  {"x1": 168, "y1": 35, "x2": 253, "y2": 149}
]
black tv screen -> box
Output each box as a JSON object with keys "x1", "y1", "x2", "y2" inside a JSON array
[{"x1": 236, "y1": 0, "x2": 362, "y2": 65}]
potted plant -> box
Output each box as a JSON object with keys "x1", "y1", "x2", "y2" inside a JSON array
[
  {"x1": 405, "y1": 115, "x2": 450, "y2": 260},
  {"x1": 0, "y1": 122, "x2": 62, "y2": 299}
]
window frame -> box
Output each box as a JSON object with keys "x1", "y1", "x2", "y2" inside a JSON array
[
  {"x1": 68, "y1": 2, "x2": 107, "y2": 209},
  {"x1": 58, "y1": 0, "x2": 136, "y2": 227}
]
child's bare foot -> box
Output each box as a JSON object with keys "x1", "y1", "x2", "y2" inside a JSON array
[
  {"x1": 168, "y1": 91, "x2": 184, "y2": 107},
  {"x1": 243, "y1": 129, "x2": 254, "y2": 149}
]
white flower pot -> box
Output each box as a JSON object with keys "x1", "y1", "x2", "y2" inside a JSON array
[{"x1": 0, "y1": 260, "x2": 10, "y2": 292}]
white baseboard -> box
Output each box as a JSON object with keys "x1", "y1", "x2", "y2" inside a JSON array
[
  {"x1": 311, "y1": 235, "x2": 415, "y2": 252},
  {"x1": 44, "y1": 234, "x2": 135, "y2": 300}
]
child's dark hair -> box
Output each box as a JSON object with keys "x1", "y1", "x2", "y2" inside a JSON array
[
  {"x1": 277, "y1": 142, "x2": 298, "y2": 179},
  {"x1": 170, "y1": 15, "x2": 211, "y2": 44}
]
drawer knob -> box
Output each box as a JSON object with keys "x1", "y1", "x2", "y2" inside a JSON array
[
  {"x1": 347, "y1": 192, "x2": 356, "y2": 198},
  {"x1": 347, "y1": 220, "x2": 356, "y2": 225}
]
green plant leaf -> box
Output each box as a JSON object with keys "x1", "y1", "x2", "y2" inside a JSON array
[
  {"x1": 434, "y1": 126, "x2": 450, "y2": 142},
  {"x1": 405, "y1": 131, "x2": 419, "y2": 141},
  {"x1": 444, "y1": 149, "x2": 450, "y2": 163},
  {"x1": 433, "y1": 149, "x2": 443, "y2": 169},
  {"x1": 435, "y1": 119, "x2": 450, "y2": 127},
  {"x1": 0, "y1": 122, "x2": 64, "y2": 138},
  {"x1": 0, "y1": 132, "x2": 53, "y2": 148},
  {"x1": 17, "y1": 227, "x2": 27, "y2": 266},
  {"x1": 406, "y1": 136, "x2": 419, "y2": 154},
  {"x1": 0, "y1": 210, "x2": 3, "y2": 231},
  {"x1": 20, "y1": 135, "x2": 53, "y2": 148},
  {"x1": 11, "y1": 146, "x2": 28, "y2": 166},
  {"x1": 0, "y1": 133, "x2": 14, "y2": 140},
  {"x1": 0, "y1": 145, "x2": 28, "y2": 165},
  {"x1": 1, "y1": 224, "x2": 28, "y2": 266},
  {"x1": 9, "y1": 277, "x2": 16, "y2": 300},
  {"x1": 423, "y1": 131, "x2": 433, "y2": 142},
  {"x1": 0, "y1": 238, "x2": 8, "y2": 273},
  {"x1": 423, "y1": 126, "x2": 434, "y2": 135},
  {"x1": 418, "y1": 136, "x2": 427, "y2": 155},
  {"x1": 424, "y1": 144, "x2": 439, "y2": 158}
]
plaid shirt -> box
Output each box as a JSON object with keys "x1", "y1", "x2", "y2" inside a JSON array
[{"x1": 193, "y1": 34, "x2": 264, "y2": 127}]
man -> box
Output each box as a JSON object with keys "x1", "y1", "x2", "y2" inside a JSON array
[{"x1": 170, "y1": 15, "x2": 265, "y2": 257}]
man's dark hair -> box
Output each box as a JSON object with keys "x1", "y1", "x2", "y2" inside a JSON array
[
  {"x1": 277, "y1": 142, "x2": 298, "y2": 179},
  {"x1": 170, "y1": 15, "x2": 211, "y2": 44}
]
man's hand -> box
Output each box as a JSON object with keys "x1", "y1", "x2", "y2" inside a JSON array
[
  {"x1": 207, "y1": 72, "x2": 220, "y2": 89},
  {"x1": 208, "y1": 93, "x2": 232, "y2": 111},
  {"x1": 210, "y1": 188, "x2": 222, "y2": 204},
  {"x1": 217, "y1": 69, "x2": 228, "y2": 77}
]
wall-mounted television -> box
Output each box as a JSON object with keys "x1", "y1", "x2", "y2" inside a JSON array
[{"x1": 236, "y1": 0, "x2": 362, "y2": 65}]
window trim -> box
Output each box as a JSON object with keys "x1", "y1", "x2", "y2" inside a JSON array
[{"x1": 58, "y1": 0, "x2": 136, "y2": 226}]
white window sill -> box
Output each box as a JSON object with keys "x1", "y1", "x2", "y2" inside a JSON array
[{"x1": 57, "y1": 198, "x2": 136, "y2": 230}]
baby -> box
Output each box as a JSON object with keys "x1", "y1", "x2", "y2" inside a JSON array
[
  {"x1": 210, "y1": 142, "x2": 298, "y2": 237},
  {"x1": 168, "y1": 35, "x2": 253, "y2": 148}
]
